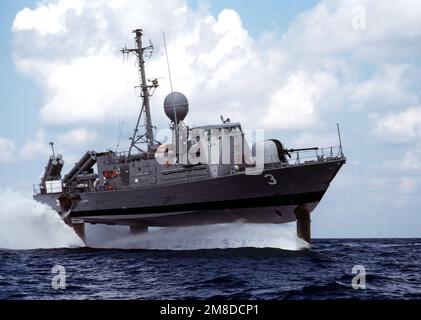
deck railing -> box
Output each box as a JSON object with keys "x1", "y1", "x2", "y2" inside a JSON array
[
  {"x1": 288, "y1": 145, "x2": 344, "y2": 165},
  {"x1": 33, "y1": 182, "x2": 63, "y2": 196}
]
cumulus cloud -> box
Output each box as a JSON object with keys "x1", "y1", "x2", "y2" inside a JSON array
[
  {"x1": 11, "y1": 0, "x2": 340, "y2": 132},
  {"x1": 385, "y1": 145, "x2": 421, "y2": 172},
  {"x1": 10, "y1": 0, "x2": 421, "y2": 146},
  {"x1": 260, "y1": 71, "x2": 337, "y2": 130},
  {"x1": 19, "y1": 130, "x2": 51, "y2": 160},
  {"x1": 283, "y1": 0, "x2": 421, "y2": 62},
  {"x1": 371, "y1": 106, "x2": 421, "y2": 143},
  {"x1": 398, "y1": 176, "x2": 417, "y2": 194},
  {"x1": 38, "y1": 55, "x2": 130, "y2": 124},
  {"x1": 57, "y1": 128, "x2": 97, "y2": 147},
  {"x1": 399, "y1": 146, "x2": 421, "y2": 171},
  {"x1": 292, "y1": 131, "x2": 338, "y2": 149},
  {"x1": 12, "y1": 0, "x2": 186, "y2": 125},
  {"x1": 12, "y1": 1, "x2": 257, "y2": 126},
  {"x1": 350, "y1": 64, "x2": 418, "y2": 110},
  {"x1": 278, "y1": 0, "x2": 421, "y2": 138},
  {"x1": 0, "y1": 137, "x2": 16, "y2": 163},
  {"x1": 1, "y1": 128, "x2": 96, "y2": 164},
  {"x1": 12, "y1": 0, "x2": 83, "y2": 35}
]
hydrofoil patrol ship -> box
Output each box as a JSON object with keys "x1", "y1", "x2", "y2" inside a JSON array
[{"x1": 33, "y1": 29, "x2": 346, "y2": 244}]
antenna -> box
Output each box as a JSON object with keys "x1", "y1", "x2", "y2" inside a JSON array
[
  {"x1": 121, "y1": 29, "x2": 159, "y2": 157},
  {"x1": 163, "y1": 32, "x2": 174, "y2": 93},
  {"x1": 49, "y1": 142, "x2": 55, "y2": 157},
  {"x1": 337, "y1": 123, "x2": 344, "y2": 157}
]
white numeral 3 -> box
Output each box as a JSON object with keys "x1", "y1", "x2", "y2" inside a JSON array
[{"x1": 264, "y1": 174, "x2": 277, "y2": 186}]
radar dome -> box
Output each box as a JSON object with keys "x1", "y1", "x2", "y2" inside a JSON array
[{"x1": 164, "y1": 92, "x2": 189, "y2": 123}]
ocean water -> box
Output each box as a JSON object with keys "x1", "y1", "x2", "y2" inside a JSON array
[
  {"x1": 0, "y1": 238, "x2": 420, "y2": 300},
  {"x1": 0, "y1": 190, "x2": 419, "y2": 300}
]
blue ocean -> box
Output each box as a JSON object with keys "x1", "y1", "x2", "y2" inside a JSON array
[{"x1": 1, "y1": 238, "x2": 420, "y2": 300}]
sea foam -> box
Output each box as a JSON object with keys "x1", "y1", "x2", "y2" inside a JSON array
[
  {"x1": 0, "y1": 189, "x2": 83, "y2": 250},
  {"x1": 86, "y1": 223, "x2": 309, "y2": 251}
]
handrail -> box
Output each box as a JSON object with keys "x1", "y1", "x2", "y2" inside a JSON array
[{"x1": 288, "y1": 145, "x2": 344, "y2": 166}]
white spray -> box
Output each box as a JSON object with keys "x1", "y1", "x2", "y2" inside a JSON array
[
  {"x1": 0, "y1": 189, "x2": 83, "y2": 250},
  {"x1": 86, "y1": 223, "x2": 309, "y2": 251}
]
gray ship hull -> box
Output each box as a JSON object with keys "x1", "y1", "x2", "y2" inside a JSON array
[{"x1": 34, "y1": 159, "x2": 344, "y2": 228}]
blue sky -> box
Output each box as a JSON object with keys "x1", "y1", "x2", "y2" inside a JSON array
[
  {"x1": 0, "y1": 1, "x2": 40, "y2": 142},
  {"x1": 188, "y1": 0, "x2": 320, "y2": 37},
  {"x1": 1, "y1": 0, "x2": 421, "y2": 238}
]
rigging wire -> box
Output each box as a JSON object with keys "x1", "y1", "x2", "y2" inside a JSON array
[
  {"x1": 163, "y1": 32, "x2": 174, "y2": 94},
  {"x1": 163, "y1": 32, "x2": 181, "y2": 163},
  {"x1": 115, "y1": 56, "x2": 130, "y2": 153}
]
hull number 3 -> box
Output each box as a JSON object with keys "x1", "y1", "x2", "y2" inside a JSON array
[{"x1": 264, "y1": 174, "x2": 278, "y2": 186}]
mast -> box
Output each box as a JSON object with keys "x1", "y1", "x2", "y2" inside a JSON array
[{"x1": 121, "y1": 29, "x2": 158, "y2": 156}]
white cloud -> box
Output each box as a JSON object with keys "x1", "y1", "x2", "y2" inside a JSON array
[
  {"x1": 366, "y1": 175, "x2": 418, "y2": 196},
  {"x1": 12, "y1": 0, "x2": 188, "y2": 125},
  {"x1": 1, "y1": 129, "x2": 96, "y2": 164},
  {"x1": 350, "y1": 64, "x2": 418, "y2": 110},
  {"x1": 399, "y1": 146, "x2": 421, "y2": 171},
  {"x1": 11, "y1": 0, "x2": 328, "y2": 131},
  {"x1": 292, "y1": 131, "x2": 338, "y2": 149},
  {"x1": 57, "y1": 128, "x2": 97, "y2": 147},
  {"x1": 386, "y1": 145, "x2": 421, "y2": 172},
  {"x1": 371, "y1": 106, "x2": 421, "y2": 143},
  {"x1": 10, "y1": 0, "x2": 421, "y2": 144},
  {"x1": 13, "y1": 1, "x2": 77, "y2": 35},
  {"x1": 398, "y1": 177, "x2": 417, "y2": 194},
  {"x1": 278, "y1": 0, "x2": 421, "y2": 134},
  {"x1": 366, "y1": 177, "x2": 388, "y2": 193},
  {"x1": 260, "y1": 71, "x2": 337, "y2": 130},
  {"x1": 19, "y1": 130, "x2": 51, "y2": 160},
  {"x1": 38, "y1": 55, "x2": 129, "y2": 124},
  {"x1": 283, "y1": 0, "x2": 421, "y2": 62},
  {"x1": 0, "y1": 137, "x2": 16, "y2": 163}
]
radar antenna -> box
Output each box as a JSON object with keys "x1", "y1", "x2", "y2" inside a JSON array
[{"x1": 121, "y1": 29, "x2": 159, "y2": 157}]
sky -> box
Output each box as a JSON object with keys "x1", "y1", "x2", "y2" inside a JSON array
[{"x1": 0, "y1": 0, "x2": 420, "y2": 238}]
